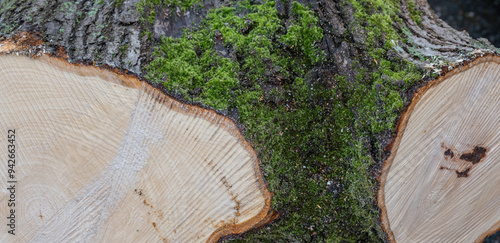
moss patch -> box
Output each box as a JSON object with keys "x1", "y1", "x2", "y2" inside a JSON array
[
  {"x1": 407, "y1": 0, "x2": 422, "y2": 25},
  {"x1": 146, "y1": 0, "x2": 323, "y2": 110},
  {"x1": 143, "y1": 0, "x2": 426, "y2": 242}
]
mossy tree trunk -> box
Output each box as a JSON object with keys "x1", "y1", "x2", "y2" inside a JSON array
[
  {"x1": 0, "y1": 0, "x2": 497, "y2": 242},
  {"x1": 1, "y1": 0, "x2": 494, "y2": 76}
]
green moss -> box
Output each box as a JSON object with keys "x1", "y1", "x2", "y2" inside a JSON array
[
  {"x1": 315, "y1": 1, "x2": 424, "y2": 240},
  {"x1": 146, "y1": 0, "x2": 323, "y2": 110},
  {"x1": 349, "y1": 0, "x2": 400, "y2": 50},
  {"x1": 279, "y1": 2, "x2": 324, "y2": 64},
  {"x1": 114, "y1": 0, "x2": 124, "y2": 8},
  {"x1": 346, "y1": 0, "x2": 424, "y2": 132},
  {"x1": 119, "y1": 42, "x2": 129, "y2": 55},
  {"x1": 142, "y1": 0, "x2": 424, "y2": 242},
  {"x1": 408, "y1": 0, "x2": 422, "y2": 25}
]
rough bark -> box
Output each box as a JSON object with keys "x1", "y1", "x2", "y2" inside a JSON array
[
  {"x1": 1, "y1": 0, "x2": 496, "y2": 77},
  {"x1": 0, "y1": 0, "x2": 145, "y2": 73},
  {"x1": 0, "y1": 0, "x2": 228, "y2": 75},
  {"x1": 0, "y1": 0, "x2": 498, "y2": 242}
]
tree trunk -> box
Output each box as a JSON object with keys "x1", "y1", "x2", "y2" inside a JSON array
[{"x1": 0, "y1": 0, "x2": 498, "y2": 242}]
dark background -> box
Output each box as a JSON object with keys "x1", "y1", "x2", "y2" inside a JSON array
[
  {"x1": 428, "y1": 0, "x2": 500, "y2": 47},
  {"x1": 427, "y1": 0, "x2": 500, "y2": 242}
]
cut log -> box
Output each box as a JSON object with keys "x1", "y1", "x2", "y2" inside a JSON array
[
  {"x1": 0, "y1": 52, "x2": 271, "y2": 242},
  {"x1": 379, "y1": 55, "x2": 500, "y2": 242},
  {"x1": 1, "y1": 0, "x2": 499, "y2": 241}
]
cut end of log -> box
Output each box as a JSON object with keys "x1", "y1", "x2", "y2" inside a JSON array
[
  {"x1": 379, "y1": 55, "x2": 500, "y2": 242},
  {"x1": 0, "y1": 43, "x2": 271, "y2": 242}
]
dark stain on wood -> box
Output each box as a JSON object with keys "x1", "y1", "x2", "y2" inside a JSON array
[
  {"x1": 134, "y1": 188, "x2": 143, "y2": 196},
  {"x1": 221, "y1": 176, "x2": 241, "y2": 217},
  {"x1": 441, "y1": 145, "x2": 487, "y2": 178},
  {"x1": 439, "y1": 166, "x2": 453, "y2": 171},
  {"x1": 459, "y1": 146, "x2": 487, "y2": 164},
  {"x1": 456, "y1": 168, "x2": 471, "y2": 178},
  {"x1": 444, "y1": 149, "x2": 454, "y2": 158}
]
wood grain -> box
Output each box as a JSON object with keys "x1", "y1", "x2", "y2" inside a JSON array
[
  {"x1": 380, "y1": 56, "x2": 500, "y2": 242},
  {"x1": 0, "y1": 54, "x2": 271, "y2": 242}
]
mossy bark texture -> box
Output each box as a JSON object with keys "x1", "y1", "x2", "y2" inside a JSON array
[{"x1": 0, "y1": 0, "x2": 497, "y2": 242}]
